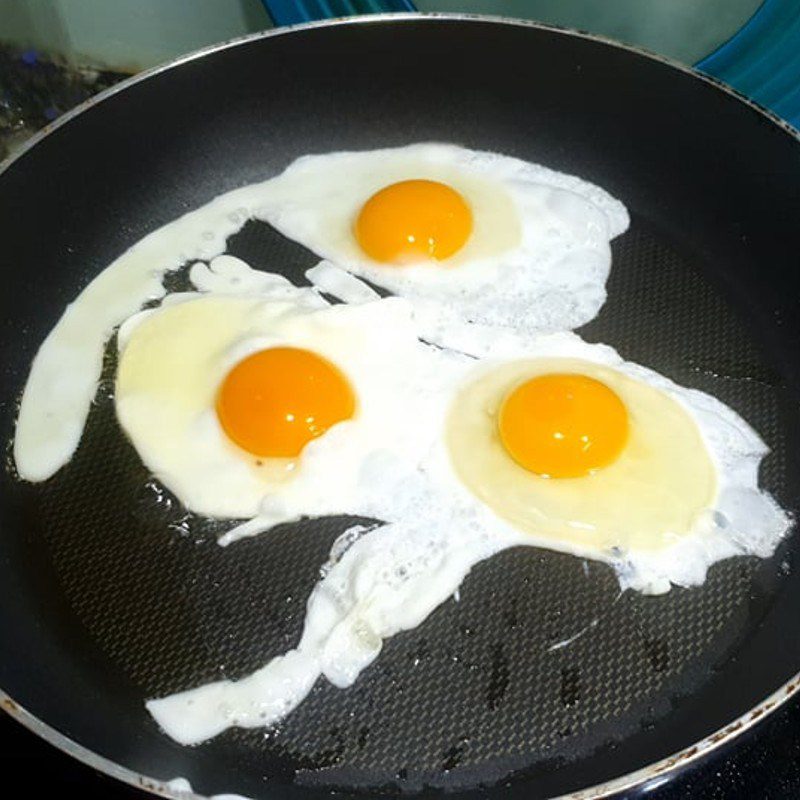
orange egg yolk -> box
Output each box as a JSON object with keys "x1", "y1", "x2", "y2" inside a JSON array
[
  {"x1": 354, "y1": 179, "x2": 473, "y2": 264},
  {"x1": 498, "y1": 373, "x2": 629, "y2": 478},
  {"x1": 216, "y1": 347, "x2": 356, "y2": 458}
]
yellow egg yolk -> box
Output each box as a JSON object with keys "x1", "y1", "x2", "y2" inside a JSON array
[
  {"x1": 354, "y1": 179, "x2": 473, "y2": 264},
  {"x1": 498, "y1": 373, "x2": 629, "y2": 478},
  {"x1": 216, "y1": 347, "x2": 356, "y2": 458}
]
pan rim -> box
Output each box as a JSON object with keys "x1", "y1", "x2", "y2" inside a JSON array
[{"x1": 1, "y1": 11, "x2": 798, "y2": 800}]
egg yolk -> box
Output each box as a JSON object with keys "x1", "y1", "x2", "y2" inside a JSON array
[
  {"x1": 216, "y1": 347, "x2": 356, "y2": 458},
  {"x1": 354, "y1": 179, "x2": 473, "y2": 264},
  {"x1": 498, "y1": 373, "x2": 629, "y2": 478}
]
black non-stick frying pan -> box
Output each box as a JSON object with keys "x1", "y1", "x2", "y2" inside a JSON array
[{"x1": 1, "y1": 14, "x2": 800, "y2": 800}]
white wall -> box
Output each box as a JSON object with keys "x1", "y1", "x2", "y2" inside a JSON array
[
  {"x1": 0, "y1": 0, "x2": 271, "y2": 71},
  {"x1": 0, "y1": 0, "x2": 759, "y2": 70}
]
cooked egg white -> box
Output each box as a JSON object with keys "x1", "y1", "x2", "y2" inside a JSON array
[
  {"x1": 260, "y1": 143, "x2": 629, "y2": 337},
  {"x1": 148, "y1": 331, "x2": 790, "y2": 746},
  {"x1": 115, "y1": 257, "x2": 452, "y2": 523},
  {"x1": 9, "y1": 144, "x2": 788, "y2": 753},
  {"x1": 443, "y1": 333, "x2": 789, "y2": 593},
  {"x1": 13, "y1": 143, "x2": 627, "y2": 482}
]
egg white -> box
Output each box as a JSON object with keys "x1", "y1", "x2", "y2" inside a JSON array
[
  {"x1": 438, "y1": 331, "x2": 791, "y2": 594},
  {"x1": 258, "y1": 143, "x2": 629, "y2": 338},
  {"x1": 115, "y1": 256, "x2": 455, "y2": 525},
  {"x1": 13, "y1": 144, "x2": 627, "y2": 483},
  {"x1": 7, "y1": 139, "x2": 787, "y2": 752},
  {"x1": 147, "y1": 326, "x2": 790, "y2": 746}
]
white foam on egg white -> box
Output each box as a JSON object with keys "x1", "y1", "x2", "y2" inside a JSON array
[{"x1": 150, "y1": 648, "x2": 319, "y2": 745}]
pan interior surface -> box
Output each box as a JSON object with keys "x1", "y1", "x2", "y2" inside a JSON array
[{"x1": 0, "y1": 17, "x2": 799, "y2": 800}]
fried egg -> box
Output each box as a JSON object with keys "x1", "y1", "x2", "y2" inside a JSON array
[
  {"x1": 114, "y1": 256, "x2": 449, "y2": 523},
  {"x1": 12, "y1": 143, "x2": 626, "y2": 482},
  {"x1": 148, "y1": 331, "x2": 790, "y2": 746},
  {"x1": 8, "y1": 141, "x2": 789, "y2": 752},
  {"x1": 444, "y1": 332, "x2": 789, "y2": 593},
  {"x1": 256, "y1": 143, "x2": 629, "y2": 336}
]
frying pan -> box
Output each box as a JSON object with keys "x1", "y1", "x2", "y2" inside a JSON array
[{"x1": 1, "y1": 13, "x2": 800, "y2": 800}]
